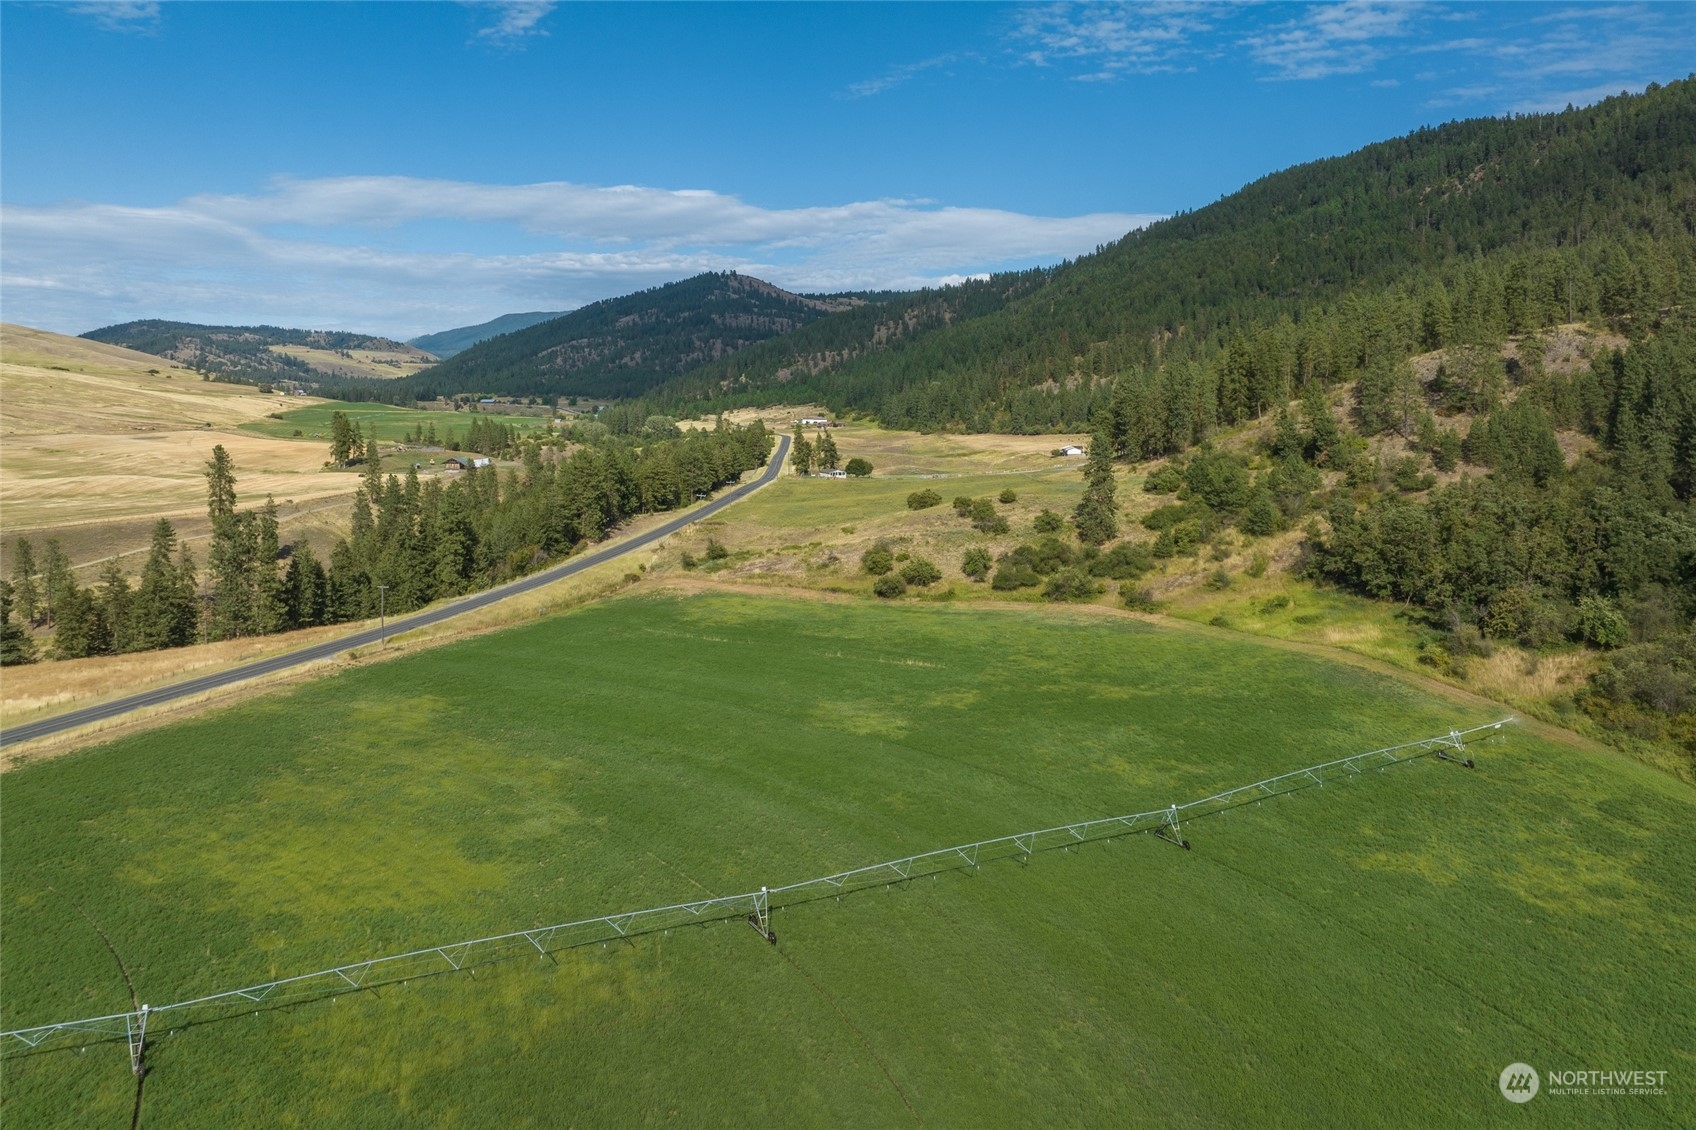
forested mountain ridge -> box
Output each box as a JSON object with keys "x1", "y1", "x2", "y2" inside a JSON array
[
  {"x1": 638, "y1": 78, "x2": 1695, "y2": 431},
  {"x1": 81, "y1": 320, "x2": 434, "y2": 384},
  {"x1": 408, "y1": 311, "x2": 564, "y2": 359},
  {"x1": 401, "y1": 272, "x2": 872, "y2": 402}
]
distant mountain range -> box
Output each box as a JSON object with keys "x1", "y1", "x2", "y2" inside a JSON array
[
  {"x1": 81, "y1": 320, "x2": 434, "y2": 384},
  {"x1": 407, "y1": 311, "x2": 564, "y2": 359},
  {"x1": 398, "y1": 272, "x2": 867, "y2": 401}
]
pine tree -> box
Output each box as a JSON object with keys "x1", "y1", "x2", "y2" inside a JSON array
[
  {"x1": 254, "y1": 497, "x2": 287, "y2": 634},
  {"x1": 98, "y1": 560, "x2": 134, "y2": 653},
  {"x1": 40, "y1": 539, "x2": 73, "y2": 628},
  {"x1": 205, "y1": 444, "x2": 237, "y2": 524},
  {"x1": 816, "y1": 430, "x2": 840, "y2": 470},
  {"x1": 129, "y1": 519, "x2": 197, "y2": 651},
  {"x1": 329, "y1": 411, "x2": 357, "y2": 465},
  {"x1": 1073, "y1": 433, "x2": 1120, "y2": 545},
  {"x1": 790, "y1": 428, "x2": 814, "y2": 475},
  {"x1": 0, "y1": 579, "x2": 38, "y2": 666},
  {"x1": 10, "y1": 537, "x2": 39, "y2": 625}
]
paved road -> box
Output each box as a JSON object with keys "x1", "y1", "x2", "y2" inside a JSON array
[{"x1": 1, "y1": 434, "x2": 791, "y2": 749}]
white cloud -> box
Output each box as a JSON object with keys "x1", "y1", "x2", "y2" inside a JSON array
[
  {"x1": 845, "y1": 54, "x2": 963, "y2": 98},
  {"x1": 1243, "y1": 1, "x2": 1416, "y2": 81},
  {"x1": 471, "y1": 1, "x2": 554, "y2": 45},
  {"x1": 1009, "y1": 2, "x2": 1218, "y2": 78},
  {"x1": 67, "y1": 1, "x2": 160, "y2": 34},
  {"x1": 0, "y1": 177, "x2": 1159, "y2": 336}
]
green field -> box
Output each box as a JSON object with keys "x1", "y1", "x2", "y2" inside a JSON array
[
  {"x1": 2, "y1": 592, "x2": 1691, "y2": 1126},
  {"x1": 240, "y1": 401, "x2": 551, "y2": 444}
]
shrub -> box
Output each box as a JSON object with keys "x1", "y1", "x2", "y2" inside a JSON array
[
  {"x1": 1393, "y1": 456, "x2": 1437, "y2": 492},
  {"x1": 998, "y1": 488, "x2": 1018, "y2": 504},
  {"x1": 1151, "y1": 520, "x2": 1204, "y2": 558},
  {"x1": 1575, "y1": 596, "x2": 1630, "y2": 649},
  {"x1": 680, "y1": 551, "x2": 699, "y2": 570},
  {"x1": 1240, "y1": 489, "x2": 1280, "y2": 536},
  {"x1": 907, "y1": 489, "x2": 943, "y2": 510},
  {"x1": 961, "y1": 546, "x2": 992, "y2": 581},
  {"x1": 872, "y1": 573, "x2": 907, "y2": 598},
  {"x1": 1142, "y1": 500, "x2": 1214, "y2": 533},
  {"x1": 704, "y1": 538, "x2": 730, "y2": 561},
  {"x1": 844, "y1": 457, "x2": 873, "y2": 477},
  {"x1": 1002, "y1": 538, "x2": 1075, "y2": 576},
  {"x1": 1245, "y1": 551, "x2": 1270, "y2": 579},
  {"x1": 1043, "y1": 569, "x2": 1104, "y2": 602},
  {"x1": 990, "y1": 563, "x2": 1041, "y2": 591},
  {"x1": 1033, "y1": 510, "x2": 1065, "y2": 534},
  {"x1": 1204, "y1": 568, "x2": 1233, "y2": 591},
  {"x1": 953, "y1": 496, "x2": 975, "y2": 517},
  {"x1": 1182, "y1": 448, "x2": 1252, "y2": 512},
  {"x1": 1088, "y1": 541, "x2": 1153, "y2": 580},
  {"x1": 861, "y1": 546, "x2": 894, "y2": 575},
  {"x1": 1143, "y1": 464, "x2": 1183, "y2": 493},
  {"x1": 901, "y1": 557, "x2": 942, "y2": 586},
  {"x1": 1122, "y1": 586, "x2": 1159, "y2": 611}
]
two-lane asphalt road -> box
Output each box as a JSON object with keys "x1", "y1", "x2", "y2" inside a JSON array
[{"x1": 1, "y1": 433, "x2": 791, "y2": 749}]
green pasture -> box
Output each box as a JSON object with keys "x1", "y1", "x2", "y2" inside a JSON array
[
  {"x1": 2, "y1": 593, "x2": 1691, "y2": 1126},
  {"x1": 240, "y1": 401, "x2": 550, "y2": 444}
]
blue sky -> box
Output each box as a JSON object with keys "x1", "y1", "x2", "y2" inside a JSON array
[{"x1": 2, "y1": 2, "x2": 1691, "y2": 338}]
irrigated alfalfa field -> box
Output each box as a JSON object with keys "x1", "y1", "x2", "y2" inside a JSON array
[{"x1": 3, "y1": 591, "x2": 1691, "y2": 1126}]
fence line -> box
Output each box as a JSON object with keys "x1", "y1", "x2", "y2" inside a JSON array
[{"x1": 1, "y1": 720, "x2": 1510, "y2": 1069}]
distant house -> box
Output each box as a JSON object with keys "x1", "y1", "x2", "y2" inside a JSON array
[
  {"x1": 817, "y1": 468, "x2": 848, "y2": 479},
  {"x1": 471, "y1": 456, "x2": 492, "y2": 469},
  {"x1": 797, "y1": 417, "x2": 833, "y2": 428},
  {"x1": 444, "y1": 457, "x2": 470, "y2": 470},
  {"x1": 1056, "y1": 444, "x2": 1087, "y2": 457}
]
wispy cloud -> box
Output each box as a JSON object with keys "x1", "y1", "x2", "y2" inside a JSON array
[
  {"x1": 472, "y1": 1, "x2": 554, "y2": 46},
  {"x1": 1009, "y1": 1, "x2": 1219, "y2": 79},
  {"x1": 1243, "y1": 1, "x2": 1416, "y2": 81},
  {"x1": 1425, "y1": 3, "x2": 1693, "y2": 112},
  {"x1": 0, "y1": 177, "x2": 1160, "y2": 336},
  {"x1": 66, "y1": 1, "x2": 160, "y2": 34},
  {"x1": 845, "y1": 54, "x2": 961, "y2": 98}
]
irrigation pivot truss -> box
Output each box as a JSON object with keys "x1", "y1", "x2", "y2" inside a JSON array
[{"x1": 2, "y1": 720, "x2": 1511, "y2": 1073}]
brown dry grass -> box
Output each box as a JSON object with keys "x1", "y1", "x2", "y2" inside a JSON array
[
  {"x1": 0, "y1": 323, "x2": 353, "y2": 533},
  {"x1": 1465, "y1": 646, "x2": 1599, "y2": 705},
  {"x1": 0, "y1": 323, "x2": 308, "y2": 435},
  {"x1": 268, "y1": 344, "x2": 437, "y2": 380},
  {"x1": 1, "y1": 429, "x2": 354, "y2": 530}
]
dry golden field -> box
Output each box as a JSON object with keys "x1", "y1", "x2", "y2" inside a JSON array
[
  {"x1": 268, "y1": 342, "x2": 438, "y2": 379},
  {"x1": 0, "y1": 323, "x2": 357, "y2": 562}
]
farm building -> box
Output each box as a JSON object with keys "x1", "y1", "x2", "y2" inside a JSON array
[
  {"x1": 1056, "y1": 444, "x2": 1086, "y2": 457},
  {"x1": 797, "y1": 417, "x2": 834, "y2": 428},
  {"x1": 816, "y1": 468, "x2": 848, "y2": 479}
]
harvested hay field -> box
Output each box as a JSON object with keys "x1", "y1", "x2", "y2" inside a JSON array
[{"x1": 0, "y1": 324, "x2": 352, "y2": 532}]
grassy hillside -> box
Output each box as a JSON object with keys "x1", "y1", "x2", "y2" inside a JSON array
[
  {"x1": 401, "y1": 272, "x2": 867, "y2": 402},
  {"x1": 0, "y1": 324, "x2": 347, "y2": 533},
  {"x1": 82, "y1": 320, "x2": 432, "y2": 387},
  {"x1": 408, "y1": 311, "x2": 564, "y2": 359},
  {"x1": 3, "y1": 592, "x2": 1689, "y2": 1125}
]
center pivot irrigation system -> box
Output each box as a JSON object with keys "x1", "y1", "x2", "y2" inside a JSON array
[{"x1": 2, "y1": 720, "x2": 1510, "y2": 1076}]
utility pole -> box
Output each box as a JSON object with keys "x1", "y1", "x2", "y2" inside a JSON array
[{"x1": 378, "y1": 583, "x2": 389, "y2": 646}]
